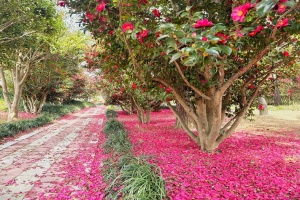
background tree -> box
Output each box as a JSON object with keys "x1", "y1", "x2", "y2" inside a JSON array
[
  {"x1": 0, "y1": 0, "x2": 64, "y2": 121},
  {"x1": 22, "y1": 30, "x2": 91, "y2": 111}
]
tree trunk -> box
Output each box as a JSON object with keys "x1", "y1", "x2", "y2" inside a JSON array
[
  {"x1": 168, "y1": 90, "x2": 251, "y2": 153},
  {"x1": 174, "y1": 101, "x2": 194, "y2": 129},
  {"x1": 132, "y1": 96, "x2": 151, "y2": 124},
  {"x1": 274, "y1": 86, "x2": 281, "y2": 106},
  {"x1": 8, "y1": 83, "x2": 23, "y2": 121},
  {"x1": 37, "y1": 92, "x2": 48, "y2": 114},
  {"x1": 136, "y1": 108, "x2": 151, "y2": 124}
]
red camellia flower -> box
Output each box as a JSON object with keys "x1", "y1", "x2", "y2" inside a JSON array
[
  {"x1": 121, "y1": 22, "x2": 134, "y2": 32},
  {"x1": 249, "y1": 25, "x2": 264, "y2": 36},
  {"x1": 231, "y1": 2, "x2": 253, "y2": 22},
  {"x1": 137, "y1": 29, "x2": 149, "y2": 43},
  {"x1": 194, "y1": 19, "x2": 213, "y2": 28},
  {"x1": 96, "y1": 2, "x2": 106, "y2": 12},
  {"x1": 277, "y1": 4, "x2": 287, "y2": 13},
  {"x1": 277, "y1": 18, "x2": 289, "y2": 28},
  {"x1": 160, "y1": 52, "x2": 166, "y2": 56},
  {"x1": 165, "y1": 87, "x2": 172, "y2": 93},
  {"x1": 202, "y1": 37, "x2": 208, "y2": 41},
  {"x1": 215, "y1": 32, "x2": 230, "y2": 44},
  {"x1": 85, "y1": 13, "x2": 94, "y2": 22},
  {"x1": 153, "y1": 9, "x2": 161, "y2": 17},
  {"x1": 132, "y1": 83, "x2": 137, "y2": 90},
  {"x1": 138, "y1": 0, "x2": 149, "y2": 5},
  {"x1": 57, "y1": 1, "x2": 66, "y2": 6},
  {"x1": 283, "y1": 51, "x2": 289, "y2": 57},
  {"x1": 235, "y1": 30, "x2": 244, "y2": 37}
]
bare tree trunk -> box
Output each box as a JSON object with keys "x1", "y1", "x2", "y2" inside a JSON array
[
  {"x1": 132, "y1": 96, "x2": 151, "y2": 124},
  {"x1": 274, "y1": 86, "x2": 281, "y2": 106},
  {"x1": 37, "y1": 92, "x2": 48, "y2": 114},
  {"x1": 0, "y1": 67, "x2": 12, "y2": 112},
  {"x1": 23, "y1": 99, "x2": 29, "y2": 113}
]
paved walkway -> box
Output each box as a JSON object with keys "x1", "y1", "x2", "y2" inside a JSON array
[{"x1": 0, "y1": 106, "x2": 105, "y2": 199}]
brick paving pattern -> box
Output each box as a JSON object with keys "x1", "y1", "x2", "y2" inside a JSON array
[{"x1": 0, "y1": 106, "x2": 105, "y2": 200}]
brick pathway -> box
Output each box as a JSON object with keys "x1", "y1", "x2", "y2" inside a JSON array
[{"x1": 0, "y1": 106, "x2": 105, "y2": 200}]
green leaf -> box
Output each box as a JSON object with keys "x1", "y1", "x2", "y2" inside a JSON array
[
  {"x1": 179, "y1": 38, "x2": 192, "y2": 44},
  {"x1": 220, "y1": 45, "x2": 232, "y2": 55},
  {"x1": 169, "y1": 52, "x2": 182, "y2": 63},
  {"x1": 180, "y1": 12, "x2": 188, "y2": 18},
  {"x1": 210, "y1": 68, "x2": 217, "y2": 76},
  {"x1": 182, "y1": 57, "x2": 196, "y2": 66},
  {"x1": 256, "y1": 0, "x2": 277, "y2": 16},
  {"x1": 205, "y1": 48, "x2": 219, "y2": 56},
  {"x1": 282, "y1": 1, "x2": 295, "y2": 7},
  {"x1": 156, "y1": 34, "x2": 169, "y2": 40},
  {"x1": 131, "y1": 32, "x2": 137, "y2": 40},
  {"x1": 186, "y1": 6, "x2": 193, "y2": 11},
  {"x1": 175, "y1": 31, "x2": 184, "y2": 37}
]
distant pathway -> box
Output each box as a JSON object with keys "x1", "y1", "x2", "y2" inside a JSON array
[{"x1": 0, "y1": 106, "x2": 105, "y2": 200}]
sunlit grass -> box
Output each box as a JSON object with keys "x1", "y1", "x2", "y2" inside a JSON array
[{"x1": 268, "y1": 104, "x2": 300, "y2": 111}]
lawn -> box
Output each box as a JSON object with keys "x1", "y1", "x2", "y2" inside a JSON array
[{"x1": 118, "y1": 109, "x2": 300, "y2": 199}]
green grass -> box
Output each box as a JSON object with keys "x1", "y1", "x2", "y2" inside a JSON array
[
  {"x1": 267, "y1": 104, "x2": 300, "y2": 111},
  {"x1": 0, "y1": 98, "x2": 7, "y2": 111}
]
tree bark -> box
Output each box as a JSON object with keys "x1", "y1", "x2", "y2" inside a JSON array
[{"x1": 274, "y1": 81, "x2": 281, "y2": 106}]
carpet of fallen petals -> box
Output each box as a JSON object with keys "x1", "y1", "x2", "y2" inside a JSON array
[
  {"x1": 38, "y1": 111, "x2": 108, "y2": 200},
  {"x1": 118, "y1": 109, "x2": 300, "y2": 200}
]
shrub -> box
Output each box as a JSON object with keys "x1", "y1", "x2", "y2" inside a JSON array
[
  {"x1": 103, "y1": 119, "x2": 124, "y2": 136},
  {"x1": 105, "y1": 109, "x2": 117, "y2": 119},
  {"x1": 103, "y1": 129, "x2": 132, "y2": 154},
  {"x1": 106, "y1": 157, "x2": 167, "y2": 200}
]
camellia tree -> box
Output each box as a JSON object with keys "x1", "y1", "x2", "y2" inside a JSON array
[{"x1": 64, "y1": 0, "x2": 300, "y2": 152}]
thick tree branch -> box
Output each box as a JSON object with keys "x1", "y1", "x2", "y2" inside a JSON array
[
  {"x1": 152, "y1": 77, "x2": 198, "y2": 121},
  {"x1": 167, "y1": 101, "x2": 199, "y2": 144},
  {"x1": 174, "y1": 61, "x2": 211, "y2": 100},
  {"x1": 220, "y1": 45, "x2": 270, "y2": 94}
]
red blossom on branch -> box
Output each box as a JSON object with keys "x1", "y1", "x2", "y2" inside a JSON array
[
  {"x1": 231, "y1": 2, "x2": 254, "y2": 22},
  {"x1": 137, "y1": 29, "x2": 149, "y2": 43},
  {"x1": 57, "y1": 1, "x2": 66, "y2": 6},
  {"x1": 215, "y1": 32, "x2": 230, "y2": 44},
  {"x1": 96, "y1": 2, "x2": 106, "y2": 12},
  {"x1": 277, "y1": 18, "x2": 289, "y2": 28},
  {"x1": 153, "y1": 9, "x2": 161, "y2": 17},
  {"x1": 194, "y1": 19, "x2": 213, "y2": 28},
  {"x1": 132, "y1": 83, "x2": 137, "y2": 89},
  {"x1": 249, "y1": 25, "x2": 264, "y2": 36},
  {"x1": 283, "y1": 51, "x2": 289, "y2": 57},
  {"x1": 277, "y1": 4, "x2": 287, "y2": 13},
  {"x1": 121, "y1": 22, "x2": 134, "y2": 32},
  {"x1": 85, "y1": 13, "x2": 94, "y2": 22}
]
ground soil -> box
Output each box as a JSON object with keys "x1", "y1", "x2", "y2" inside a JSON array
[{"x1": 236, "y1": 110, "x2": 300, "y2": 135}]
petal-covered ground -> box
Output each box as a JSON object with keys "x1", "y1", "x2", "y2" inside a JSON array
[{"x1": 118, "y1": 109, "x2": 300, "y2": 199}]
